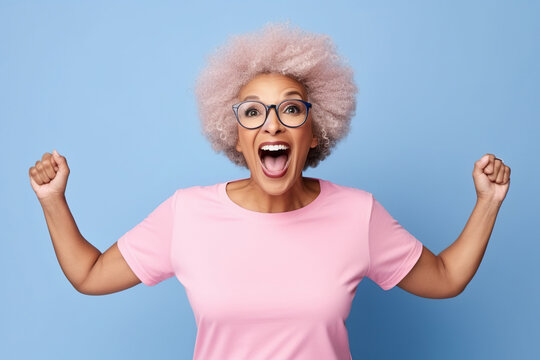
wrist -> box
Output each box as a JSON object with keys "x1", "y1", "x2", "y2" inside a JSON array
[
  {"x1": 39, "y1": 194, "x2": 67, "y2": 208},
  {"x1": 476, "y1": 196, "x2": 502, "y2": 212}
]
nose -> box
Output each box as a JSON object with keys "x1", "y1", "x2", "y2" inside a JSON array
[{"x1": 261, "y1": 106, "x2": 284, "y2": 135}]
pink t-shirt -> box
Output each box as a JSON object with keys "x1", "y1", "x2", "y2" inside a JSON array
[{"x1": 117, "y1": 178, "x2": 423, "y2": 360}]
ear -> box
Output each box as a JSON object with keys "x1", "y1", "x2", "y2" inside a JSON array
[{"x1": 310, "y1": 134, "x2": 318, "y2": 149}]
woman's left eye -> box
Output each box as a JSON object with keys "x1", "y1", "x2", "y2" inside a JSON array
[{"x1": 284, "y1": 105, "x2": 299, "y2": 113}]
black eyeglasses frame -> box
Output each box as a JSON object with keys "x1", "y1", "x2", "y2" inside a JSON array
[{"x1": 231, "y1": 99, "x2": 312, "y2": 129}]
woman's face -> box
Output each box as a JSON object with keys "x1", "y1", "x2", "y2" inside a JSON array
[{"x1": 235, "y1": 73, "x2": 318, "y2": 195}]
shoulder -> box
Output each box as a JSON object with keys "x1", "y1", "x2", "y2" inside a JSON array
[
  {"x1": 171, "y1": 181, "x2": 222, "y2": 206},
  {"x1": 174, "y1": 182, "x2": 218, "y2": 194},
  {"x1": 321, "y1": 178, "x2": 372, "y2": 201},
  {"x1": 319, "y1": 178, "x2": 373, "y2": 211}
]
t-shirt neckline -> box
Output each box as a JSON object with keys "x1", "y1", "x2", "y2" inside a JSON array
[{"x1": 219, "y1": 177, "x2": 326, "y2": 218}]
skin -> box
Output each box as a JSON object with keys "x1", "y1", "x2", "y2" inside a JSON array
[
  {"x1": 397, "y1": 153, "x2": 510, "y2": 297},
  {"x1": 29, "y1": 151, "x2": 140, "y2": 295},
  {"x1": 29, "y1": 73, "x2": 511, "y2": 298},
  {"x1": 228, "y1": 72, "x2": 320, "y2": 213}
]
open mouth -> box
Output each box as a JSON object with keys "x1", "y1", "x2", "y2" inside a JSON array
[{"x1": 258, "y1": 144, "x2": 291, "y2": 178}]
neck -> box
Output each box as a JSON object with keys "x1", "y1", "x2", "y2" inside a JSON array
[{"x1": 227, "y1": 175, "x2": 320, "y2": 213}]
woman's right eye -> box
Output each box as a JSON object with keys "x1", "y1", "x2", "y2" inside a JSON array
[{"x1": 245, "y1": 109, "x2": 259, "y2": 117}]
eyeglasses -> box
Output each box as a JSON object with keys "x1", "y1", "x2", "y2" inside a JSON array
[{"x1": 232, "y1": 99, "x2": 312, "y2": 129}]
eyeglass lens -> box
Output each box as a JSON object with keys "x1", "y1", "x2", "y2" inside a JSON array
[{"x1": 236, "y1": 100, "x2": 307, "y2": 128}]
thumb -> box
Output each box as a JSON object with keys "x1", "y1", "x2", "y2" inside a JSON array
[
  {"x1": 473, "y1": 154, "x2": 490, "y2": 176},
  {"x1": 52, "y1": 149, "x2": 69, "y2": 173}
]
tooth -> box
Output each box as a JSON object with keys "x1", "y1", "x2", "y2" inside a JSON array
[{"x1": 260, "y1": 144, "x2": 290, "y2": 151}]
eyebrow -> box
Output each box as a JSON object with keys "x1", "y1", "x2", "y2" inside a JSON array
[{"x1": 242, "y1": 90, "x2": 304, "y2": 102}]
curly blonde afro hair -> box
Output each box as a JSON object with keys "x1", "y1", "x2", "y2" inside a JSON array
[{"x1": 194, "y1": 22, "x2": 358, "y2": 170}]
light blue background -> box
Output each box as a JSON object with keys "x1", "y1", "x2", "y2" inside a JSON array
[{"x1": 2, "y1": 1, "x2": 538, "y2": 359}]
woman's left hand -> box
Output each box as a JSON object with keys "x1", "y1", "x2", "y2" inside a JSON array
[{"x1": 472, "y1": 153, "x2": 511, "y2": 205}]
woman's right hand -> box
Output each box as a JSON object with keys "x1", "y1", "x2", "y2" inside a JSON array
[{"x1": 29, "y1": 150, "x2": 70, "y2": 201}]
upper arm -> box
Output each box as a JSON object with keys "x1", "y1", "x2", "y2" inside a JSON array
[
  {"x1": 365, "y1": 193, "x2": 424, "y2": 291},
  {"x1": 77, "y1": 241, "x2": 141, "y2": 295},
  {"x1": 397, "y1": 245, "x2": 459, "y2": 299}
]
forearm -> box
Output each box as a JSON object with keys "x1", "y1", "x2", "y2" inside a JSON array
[
  {"x1": 438, "y1": 198, "x2": 501, "y2": 295},
  {"x1": 39, "y1": 195, "x2": 101, "y2": 291}
]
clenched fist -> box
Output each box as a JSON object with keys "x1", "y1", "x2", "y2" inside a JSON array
[
  {"x1": 29, "y1": 150, "x2": 70, "y2": 201},
  {"x1": 473, "y1": 153, "x2": 511, "y2": 205}
]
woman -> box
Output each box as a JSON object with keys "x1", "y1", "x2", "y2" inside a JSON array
[{"x1": 29, "y1": 23, "x2": 511, "y2": 360}]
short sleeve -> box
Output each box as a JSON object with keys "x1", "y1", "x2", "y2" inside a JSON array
[
  {"x1": 117, "y1": 190, "x2": 178, "y2": 286},
  {"x1": 366, "y1": 193, "x2": 423, "y2": 291}
]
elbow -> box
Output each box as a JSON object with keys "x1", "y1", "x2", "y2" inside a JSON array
[
  {"x1": 426, "y1": 283, "x2": 463, "y2": 299},
  {"x1": 73, "y1": 279, "x2": 95, "y2": 296},
  {"x1": 442, "y1": 279, "x2": 467, "y2": 299},
  {"x1": 75, "y1": 287, "x2": 104, "y2": 296},
  {"x1": 76, "y1": 288, "x2": 90, "y2": 296},
  {"x1": 69, "y1": 278, "x2": 86, "y2": 295},
  {"x1": 438, "y1": 256, "x2": 466, "y2": 299},
  {"x1": 442, "y1": 289, "x2": 463, "y2": 299},
  {"x1": 75, "y1": 283, "x2": 103, "y2": 296},
  {"x1": 449, "y1": 284, "x2": 467, "y2": 298},
  {"x1": 73, "y1": 281, "x2": 89, "y2": 295},
  {"x1": 74, "y1": 279, "x2": 115, "y2": 296},
  {"x1": 75, "y1": 285, "x2": 92, "y2": 296}
]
